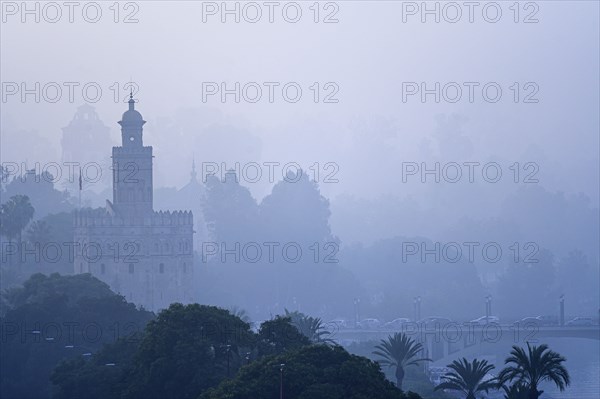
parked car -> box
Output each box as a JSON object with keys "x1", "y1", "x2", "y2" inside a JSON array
[
  {"x1": 383, "y1": 318, "x2": 411, "y2": 330},
  {"x1": 326, "y1": 319, "x2": 349, "y2": 330},
  {"x1": 566, "y1": 317, "x2": 593, "y2": 327},
  {"x1": 519, "y1": 316, "x2": 541, "y2": 326},
  {"x1": 536, "y1": 315, "x2": 558, "y2": 326},
  {"x1": 419, "y1": 317, "x2": 453, "y2": 327},
  {"x1": 468, "y1": 316, "x2": 500, "y2": 326},
  {"x1": 358, "y1": 318, "x2": 381, "y2": 330}
]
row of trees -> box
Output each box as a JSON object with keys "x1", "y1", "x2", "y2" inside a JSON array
[
  {"x1": 52, "y1": 302, "x2": 423, "y2": 399},
  {"x1": 1, "y1": 273, "x2": 424, "y2": 399},
  {"x1": 202, "y1": 170, "x2": 336, "y2": 245},
  {"x1": 0, "y1": 194, "x2": 35, "y2": 271},
  {"x1": 1, "y1": 194, "x2": 74, "y2": 289},
  {"x1": 372, "y1": 332, "x2": 570, "y2": 399},
  {"x1": 0, "y1": 273, "x2": 154, "y2": 398}
]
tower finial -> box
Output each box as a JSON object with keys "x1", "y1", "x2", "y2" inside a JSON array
[{"x1": 128, "y1": 88, "x2": 135, "y2": 111}]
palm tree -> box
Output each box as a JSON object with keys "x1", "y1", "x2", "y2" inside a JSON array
[
  {"x1": 498, "y1": 343, "x2": 570, "y2": 399},
  {"x1": 434, "y1": 357, "x2": 497, "y2": 399},
  {"x1": 373, "y1": 332, "x2": 431, "y2": 390},
  {"x1": 297, "y1": 315, "x2": 334, "y2": 344},
  {"x1": 0, "y1": 195, "x2": 35, "y2": 271},
  {"x1": 501, "y1": 382, "x2": 530, "y2": 399},
  {"x1": 284, "y1": 309, "x2": 334, "y2": 344}
]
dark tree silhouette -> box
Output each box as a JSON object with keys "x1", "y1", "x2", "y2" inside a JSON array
[
  {"x1": 498, "y1": 343, "x2": 570, "y2": 399},
  {"x1": 259, "y1": 169, "x2": 335, "y2": 246},
  {"x1": 434, "y1": 357, "x2": 497, "y2": 399},
  {"x1": 1, "y1": 273, "x2": 153, "y2": 399},
  {"x1": 373, "y1": 333, "x2": 431, "y2": 390},
  {"x1": 201, "y1": 345, "x2": 422, "y2": 399},
  {"x1": 284, "y1": 309, "x2": 334, "y2": 344},
  {"x1": 501, "y1": 382, "x2": 530, "y2": 399},
  {"x1": 0, "y1": 194, "x2": 35, "y2": 271},
  {"x1": 202, "y1": 172, "x2": 258, "y2": 243}
]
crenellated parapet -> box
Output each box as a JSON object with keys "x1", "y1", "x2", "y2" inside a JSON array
[
  {"x1": 112, "y1": 145, "x2": 153, "y2": 155},
  {"x1": 73, "y1": 208, "x2": 112, "y2": 227},
  {"x1": 153, "y1": 210, "x2": 194, "y2": 226},
  {"x1": 74, "y1": 208, "x2": 193, "y2": 227}
]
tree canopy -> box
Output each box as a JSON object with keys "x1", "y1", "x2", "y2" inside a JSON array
[
  {"x1": 201, "y1": 344, "x2": 422, "y2": 399},
  {"x1": 0, "y1": 273, "x2": 153, "y2": 399}
]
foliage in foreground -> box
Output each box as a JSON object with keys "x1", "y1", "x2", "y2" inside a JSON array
[{"x1": 201, "y1": 344, "x2": 422, "y2": 399}]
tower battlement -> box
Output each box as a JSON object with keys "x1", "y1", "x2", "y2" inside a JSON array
[
  {"x1": 112, "y1": 146, "x2": 153, "y2": 155},
  {"x1": 73, "y1": 95, "x2": 195, "y2": 311},
  {"x1": 73, "y1": 209, "x2": 194, "y2": 227}
]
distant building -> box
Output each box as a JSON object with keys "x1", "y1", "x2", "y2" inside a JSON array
[
  {"x1": 154, "y1": 157, "x2": 209, "y2": 250},
  {"x1": 74, "y1": 95, "x2": 195, "y2": 310},
  {"x1": 61, "y1": 104, "x2": 112, "y2": 165},
  {"x1": 61, "y1": 104, "x2": 113, "y2": 192}
]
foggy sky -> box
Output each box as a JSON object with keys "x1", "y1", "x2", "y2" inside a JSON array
[{"x1": 2, "y1": 1, "x2": 599, "y2": 218}]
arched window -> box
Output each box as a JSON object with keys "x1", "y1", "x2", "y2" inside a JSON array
[
  {"x1": 101, "y1": 263, "x2": 106, "y2": 274},
  {"x1": 129, "y1": 263, "x2": 134, "y2": 274},
  {"x1": 159, "y1": 263, "x2": 164, "y2": 273}
]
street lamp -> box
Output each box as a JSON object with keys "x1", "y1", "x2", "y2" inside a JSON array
[
  {"x1": 279, "y1": 363, "x2": 285, "y2": 399},
  {"x1": 485, "y1": 295, "x2": 492, "y2": 323},
  {"x1": 353, "y1": 298, "x2": 360, "y2": 327},
  {"x1": 559, "y1": 295, "x2": 565, "y2": 326},
  {"x1": 223, "y1": 344, "x2": 232, "y2": 377},
  {"x1": 414, "y1": 296, "x2": 421, "y2": 321}
]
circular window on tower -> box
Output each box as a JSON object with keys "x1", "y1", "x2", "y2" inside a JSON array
[{"x1": 129, "y1": 136, "x2": 135, "y2": 142}]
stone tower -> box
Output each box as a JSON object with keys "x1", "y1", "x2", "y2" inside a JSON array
[
  {"x1": 112, "y1": 94, "x2": 153, "y2": 216},
  {"x1": 73, "y1": 96, "x2": 195, "y2": 311}
]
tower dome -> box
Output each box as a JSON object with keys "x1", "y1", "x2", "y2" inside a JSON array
[
  {"x1": 120, "y1": 94, "x2": 145, "y2": 124},
  {"x1": 118, "y1": 93, "x2": 146, "y2": 146}
]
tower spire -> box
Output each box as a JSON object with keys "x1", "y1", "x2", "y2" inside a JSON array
[{"x1": 128, "y1": 89, "x2": 135, "y2": 111}]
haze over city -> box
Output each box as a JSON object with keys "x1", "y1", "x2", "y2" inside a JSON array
[{"x1": 1, "y1": 1, "x2": 598, "y2": 398}]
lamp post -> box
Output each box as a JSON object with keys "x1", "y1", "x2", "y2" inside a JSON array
[
  {"x1": 353, "y1": 298, "x2": 360, "y2": 328},
  {"x1": 485, "y1": 295, "x2": 492, "y2": 323},
  {"x1": 225, "y1": 344, "x2": 232, "y2": 377},
  {"x1": 559, "y1": 295, "x2": 565, "y2": 326},
  {"x1": 414, "y1": 296, "x2": 421, "y2": 321},
  {"x1": 279, "y1": 363, "x2": 285, "y2": 399}
]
